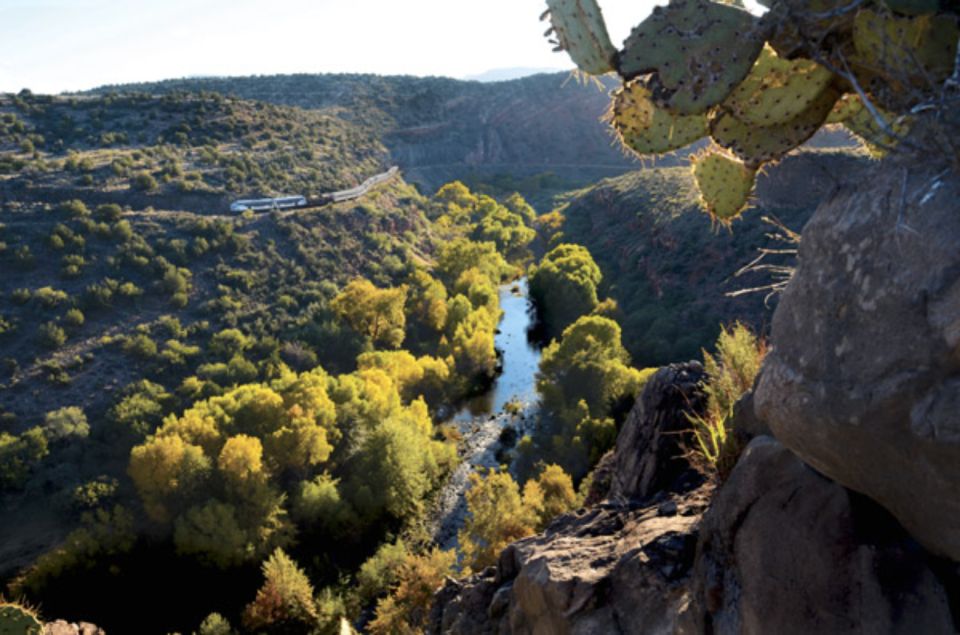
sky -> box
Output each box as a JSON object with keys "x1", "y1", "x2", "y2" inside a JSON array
[{"x1": 0, "y1": 0, "x2": 672, "y2": 94}]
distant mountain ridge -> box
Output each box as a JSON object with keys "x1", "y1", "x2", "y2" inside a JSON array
[{"x1": 84, "y1": 72, "x2": 643, "y2": 194}]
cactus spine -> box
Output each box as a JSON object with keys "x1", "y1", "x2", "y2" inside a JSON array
[
  {"x1": 618, "y1": 0, "x2": 765, "y2": 115},
  {"x1": 613, "y1": 81, "x2": 708, "y2": 156},
  {"x1": 691, "y1": 151, "x2": 757, "y2": 223},
  {"x1": 542, "y1": 0, "x2": 618, "y2": 75},
  {"x1": 0, "y1": 602, "x2": 43, "y2": 635}
]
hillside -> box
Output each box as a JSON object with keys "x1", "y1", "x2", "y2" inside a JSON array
[
  {"x1": 87, "y1": 73, "x2": 642, "y2": 198},
  {"x1": 554, "y1": 149, "x2": 873, "y2": 366},
  {"x1": 1, "y1": 90, "x2": 388, "y2": 212}
]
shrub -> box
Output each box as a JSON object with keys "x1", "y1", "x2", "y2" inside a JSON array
[
  {"x1": 43, "y1": 406, "x2": 90, "y2": 442},
  {"x1": 72, "y1": 476, "x2": 120, "y2": 511},
  {"x1": 63, "y1": 308, "x2": 85, "y2": 328},
  {"x1": 132, "y1": 171, "x2": 159, "y2": 192},
  {"x1": 38, "y1": 322, "x2": 67, "y2": 349},
  {"x1": 689, "y1": 323, "x2": 767, "y2": 479}
]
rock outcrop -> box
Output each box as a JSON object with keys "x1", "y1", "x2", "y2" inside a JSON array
[
  {"x1": 432, "y1": 361, "x2": 960, "y2": 634},
  {"x1": 610, "y1": 363, "x2": 707, "y2": 501},
  {"x1": 755, "y1": 157, "x2": 960, "y2": 562},
  {"x1": 692, "y1": 436, "x2": 956, "y2": 634},
  {"x1": 430, "y1": 363, "x2": 712, "y2": 634}
]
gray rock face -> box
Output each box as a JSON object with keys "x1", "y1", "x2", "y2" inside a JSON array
[
  {"x1": 692, "y1": 436, "x2": 955, "y2": 634},
  {"x1": 610, "y1": 363, "x2": 707, "y2": 502},
  {"x1": 429, "y1": 490, "x2": 711, "y2": 635},
  {"x1": 754, "y1": 158, "x2": 960, "y2": 561}
]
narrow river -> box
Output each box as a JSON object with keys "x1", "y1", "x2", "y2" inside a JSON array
[{"x1": 430, "y1": 277, "x2": 542, "y2": 549}]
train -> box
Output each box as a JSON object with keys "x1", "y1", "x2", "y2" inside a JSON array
[
  {"x1": 228, "y1": 167, "x2": 400, "y2": 214},
  {"x1": 229, "y1": 195, "x2": 306, "y2": 213}
]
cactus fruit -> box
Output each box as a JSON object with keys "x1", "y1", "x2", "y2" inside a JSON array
[
  {"x1": 691, "y1": 151, "x2": 757, "y2": 222},
  {"x1": 710, "y1": 86, "x2": 839, "y2": 165},
  {"x1": 612, "y1": 81, "x2": 708, "y2": 156},
  {"x1": 618, "y1": 0, "x2": 764, "y2": 115},
  {"x1": 0, "y1": 602, "x2": 43, "y2": 635},
  {"x1": 722, "y1": 46, "x2": 834, "y2": 127},
  {"x1": 542, "y1": 0, "x2": 618, "y2": 75},
  {"x1": 852, "y1": 10, "x2": 960, "y2": 85}
]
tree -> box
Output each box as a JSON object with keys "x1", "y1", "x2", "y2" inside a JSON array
[
  {"x1": 537, "y1": 315, "x2": 644, "y2": 477},
  {"x1": 369, "y1": 548, "x2": 456, "y2": 635},
  {"x1": 243, "y1": 548, "x2": 319, "y2": 632},
  {"x1": 43, "y1": 406, "x2": 89, "y2": 442},
  {"x1": 524, "y1": 464, "x2": 579, "y2": 530},
  {"x1": 405, "y1": 269, "x2": 448, "y2": 335},
  {"x1": 458, "y1": 469, "x2": 538, "y2": 571},
  {"x1": 331, "y1": 278, "x2": 408, "y2": 349},
  {"x1": 435, "y1": 238, "x2": 510, "y2": 288},
  {"x1": 218, "y1": 434, "x2": 266, "y2": 491},
  {"x1": 173, "y1": 500, "x2": 250, "y2": 568},
  {"x1": 128, "y1": 435, "x2": 211, "y2": 522},
  {"x1": 529, "y1": 243, "x2": 602, "y2": 337}
]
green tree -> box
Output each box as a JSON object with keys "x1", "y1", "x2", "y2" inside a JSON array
[
  {"x1": 242, "y1": 548, "x2": 319, "y2": 632},
  {"x1": 529, "y1": 243, "x2": 602, "y2": 337},
  {"x1": 43, "y1": 406, "x2": 90, "y2": 442}
]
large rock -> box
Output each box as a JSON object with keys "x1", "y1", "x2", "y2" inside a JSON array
[
  {"x1": 755, "y1": 157, "x2": 960, "y2": 561},
  {"x1": 692, "y1": 437, "x2": 956, "y2": 634},
  {"x1": 429, "y1": 489, "x2": 712, "y2": 635},
  {"x1": 610, "y1": 363, "x2": 707, "y2": 502}
]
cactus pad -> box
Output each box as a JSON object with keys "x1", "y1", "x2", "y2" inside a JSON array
[
  {"x1": 0, "y1": 603, "x2": 43, "y2": 635},
  {"x1": 853, "y1": 10, "x2": 959, "y2": 84},
  {"x1": 542, "y1": 0, "x2": 618, "y2": 75},
  {"x1": 691, "y1": 151, "x2": 756, "y2": 222},
  {"x1": 612, "y1": 81, "x2": 708, "y2": 156},
  {"x1": 619, "y1": 0, "x2": 764, "y2": 115},
  {"x1": 834, "y1": 95, "x2": 910, "y2": 151},
  {"x1": 710, "y1": 86, "x2": 839, "y2": 165},
  {"x1": 723, "y1": 46, "x2": 834, "y2": 127}
]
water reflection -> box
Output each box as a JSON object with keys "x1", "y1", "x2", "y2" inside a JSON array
[{"x1": 452, "y1": 277, "x2": 541, "y2": 423}]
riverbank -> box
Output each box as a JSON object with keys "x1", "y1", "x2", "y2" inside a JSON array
[{"x1": 427, "y1": 278, "x2": 542, "y2": 550}]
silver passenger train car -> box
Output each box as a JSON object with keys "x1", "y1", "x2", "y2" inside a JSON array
[{"x1": 229, "y1": 195, "x2": 306, "y2": 213}]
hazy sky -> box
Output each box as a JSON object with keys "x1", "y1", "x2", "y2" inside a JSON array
[{"x1": 0, "y1": 0, "x2": 674, "y2": 93}]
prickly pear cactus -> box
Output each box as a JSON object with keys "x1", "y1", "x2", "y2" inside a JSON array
[
  {"x1": 542, "y1": 0, "x2": 618, "y2": 75},
  {"x1": 691, "y1": 151, "x2": 757, "y2": 222},
  {"x1": 541, "y1": 0, "x2": 960, "y2": 223},
  {"x1": 831, "y1": 94, "x2": 911, "y2": 152},
  {"x1": 723, "y1": 47, "x2": 834, "y2": 126},
  {"x1": 613, "y1": 81, "x2": 708, "y2": 156},
  {"x1": 0, "y1": 602, "x2": 43, "y2": 635},
  {"x1": 619, "y1": 0, "x2": 764, "y2": 115},
  {"x1": 710, "y1": 86, "x2": 838, "y2": 165},
  {"x1": 852, "y1": 10, "x2": 960, "y2": 86}
]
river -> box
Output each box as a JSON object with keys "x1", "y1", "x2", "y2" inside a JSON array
[{"x1": 430, "y1": 277, "x2": 542, "y2": 549}]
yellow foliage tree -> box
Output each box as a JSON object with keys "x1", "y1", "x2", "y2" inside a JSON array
[
  {"x1": 459, "y1": 469, "x2": 538, "y2": 571},
  {"x1": 243, "y1": 548, "x2": 319, "y2": 632},
  {"x1": 128, "y1": 435, "x2": 211, "y2": 522},
  {"x1": 369, "y1": 548, "x2": 456, "y2": 635},
  {"x1": 331, "y1": 278, "x2": 408, "y2": 349}
]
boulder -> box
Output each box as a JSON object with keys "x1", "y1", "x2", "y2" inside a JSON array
[
  {"x1": 610, "y1": 362, "x2": 707, "y2": 502},
  {"x1": 429, "y1": 488, "x2": 712, "y2": 635},
  {"x1": 755, "y1": 157, "x2": 960, "y2": 561},
  {"x1": 691, "y1": 436, "x2": 955, "y2": 634}
]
